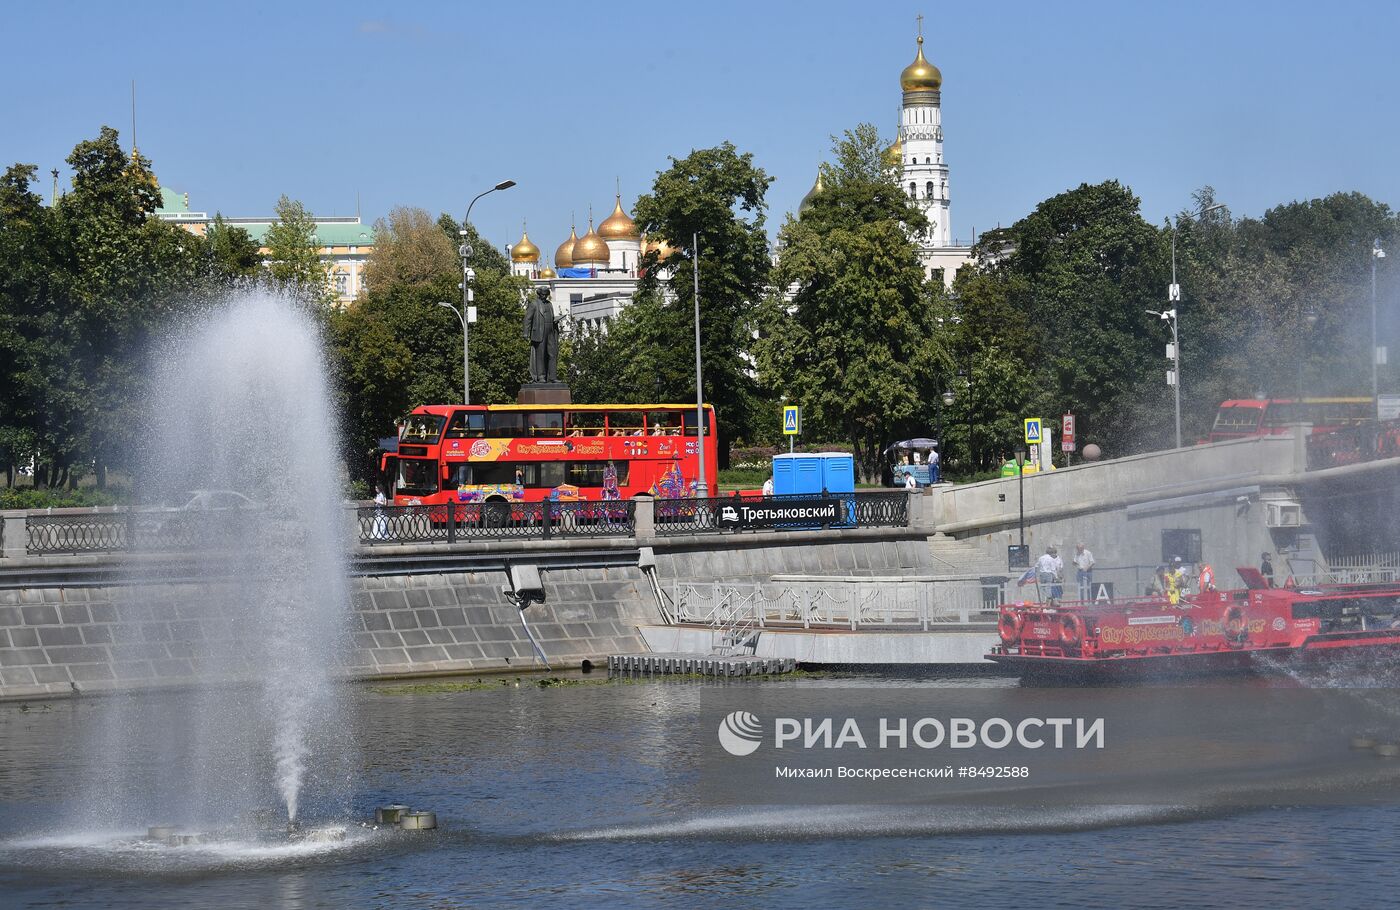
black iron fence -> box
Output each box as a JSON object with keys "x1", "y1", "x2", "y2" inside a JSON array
[
  {"x1": 14, "y1": 491, "x2": 909, "y2": 554},
  {"x1": 355, "y1": 499, "x2": 636, "y2": 545},
  {"x1": 1307, "y1": 420, "x2": 1400, "y2": 470}
]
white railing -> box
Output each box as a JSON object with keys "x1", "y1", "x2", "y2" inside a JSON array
[{"x1": 672, "y1": 577, "x2": 994, "y2": 631}]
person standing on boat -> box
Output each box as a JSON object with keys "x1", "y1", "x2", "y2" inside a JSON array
[
  {"x1": 1073, "y1": 542, "x2": 1096, "y2": 601},
  {"x1": 1036, "y1": 545, "x2": 1064, "y2": 602},
  {"x1": 1170, "y1": 556, "x2": 1190, "y2": 596},
  {"x1": 1260, "y1": 552, "x2": 1276, "y2": 588}
]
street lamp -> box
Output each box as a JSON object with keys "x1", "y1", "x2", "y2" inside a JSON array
[
  {"x1": 1014, "y1": 448, "x2": 1027, "y2": 548},
  {"x1": 935, "y1": 389, "x2": 955, "y2": 483},
  {"x1": 1373, "y1": 238, "x2": 1387, "y2": 418},
  {"x1": 453, "y1": 179, "x2": 516, "y2": 404},
  {"x1": 1298, "y1": 308, "x2": 1318, "y2": 400},
  {"x1": 1166, "y1": 202, "x2": 1227, "y2": 448},
  {"x1": 692, "y1": 232, "x2": 709, "y2": 499}
]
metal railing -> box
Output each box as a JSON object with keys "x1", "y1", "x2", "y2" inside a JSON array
[
  {"x1": 673, "y1": 578, "x2": 989, "y2": 630},
  {"x1": 1307, "y1": 420, "x2": 1400, "y2": 469},
  {"x1": 355, "y1": 499, "x2": 636, "y2": 545},
  {"x1": 24, "y1": 510, "x2": 258, "y2": 555},
  {"x1": 654, "y1": 491, "x2": 909, "y2": 537}
]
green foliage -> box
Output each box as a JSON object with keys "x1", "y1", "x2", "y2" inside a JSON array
[
  {"x1": 328, "y1": 208, "x2": 529, "y2": 481},
  {"x1": 265, "y1": 194, "x2": 332, "y2": 304},
  {"x1": 202, "y1": 214, "x2": 261, "y2": 278},
  {"x1": 633, "y1": 142, "x2": 774, "y2": 463},
  {"x1": 756, "y1": 124, "x2": 950, "y2": 480}
]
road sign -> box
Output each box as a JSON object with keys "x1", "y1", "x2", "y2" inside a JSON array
[
  {"x1": 1023, "y1": 418, "x2": 1042, "y2": 445},
  {"x1": 1092, "y1": 582, "x2": 1115, "y2": 604},
  {"x1": 1062, "y1": 413, "x2": 1076, "y2": 452},
  {"x1": 783, "y1": 405, "x2": 801, "y2": 436}
]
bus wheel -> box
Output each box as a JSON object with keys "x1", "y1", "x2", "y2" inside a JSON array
[{"x1": 483, "y1": 500, "x2": 510, "y2": 528}]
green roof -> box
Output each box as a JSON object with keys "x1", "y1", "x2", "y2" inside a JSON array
[
  {"x1": 157, "y1": 186, "x2": 189, "y2": 214},
  {"x1": 222, "y1": 219, "x2": 375, "y2": 247}
]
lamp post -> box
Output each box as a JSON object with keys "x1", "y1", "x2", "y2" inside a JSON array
[
  {"x1": 1374, "y1": 238, "x2": 1387, "y2": 418},
  {"x1": 1014, "y1": 448, "x2": 1026, "y2": 548},
  {"x1": 692, "y1": 233, "x2": 708, "y2": 499},
  {"x1": 935, "y1": 389, "x2": 955, "y2": 483},
  {"x1": 1166, "y1": 202, "x2": 1227, "y2": 448},
  {"x1": 1297, "y1": 308, "x2": 1318, "y2": 401},
  {"x1": 452, "y1": 179, "x2": 516, "y2": 404}
]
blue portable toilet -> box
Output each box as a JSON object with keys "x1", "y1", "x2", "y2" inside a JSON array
[{"x1": 772, "y1": 452, "x2": 857, "y2": 527}]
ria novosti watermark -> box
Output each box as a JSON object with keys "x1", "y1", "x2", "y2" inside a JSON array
[{"x1": 718, "y1": 711, "x2": 1103, "y2": 756}]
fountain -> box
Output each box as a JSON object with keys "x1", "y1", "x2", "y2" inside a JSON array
[{"x1": 74, "y1": 290, "x2": 356, "y2": 838}]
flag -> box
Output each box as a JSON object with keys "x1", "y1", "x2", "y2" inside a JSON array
[{"x1": 1016, "y1": 567, "x2": 1037, "y2": 587}]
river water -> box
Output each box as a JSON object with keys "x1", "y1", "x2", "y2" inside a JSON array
[{"x1": 3, "y1": 674, "x2": 1399, "y2": 909}]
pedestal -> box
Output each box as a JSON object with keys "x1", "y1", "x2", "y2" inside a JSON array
[{"x1": 517, "y1": 382, "x2": 572, "y2": 405}]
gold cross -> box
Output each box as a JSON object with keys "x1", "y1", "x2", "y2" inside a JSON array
[{"x1": 916, "y1": 13, "x2": 923, "y2": 38}]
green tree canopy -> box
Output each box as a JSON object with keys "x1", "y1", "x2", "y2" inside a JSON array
[
  {"x1": 633, "y1": 142, "x2": 774, "y2": 463},
  {"x1": 265, "y1": 194, "x2": 331, "y2": 304},
  {"x1": 755, "y1": 124, "x2": 948, "y2": 480}
]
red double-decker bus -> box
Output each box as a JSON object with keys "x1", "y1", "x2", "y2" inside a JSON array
[
  {"x1": 380, "y1": 403, "x2": 718, "y2": 516},
  {"x1": 1206, "y1": 398, "x2": 1372, "y2": 443}
]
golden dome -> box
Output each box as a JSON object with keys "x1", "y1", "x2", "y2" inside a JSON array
[
  {"x1": 798, "y1": 170, "x2": 824, "y2": 213},
  {"x1": 538, "y1": 265, "x2": 557, "y2": 279},
  {"x1": 883, "y1": 135, "x2": 903, "y2": 170},
  {"x1": 510, "y1": 227, "x2": 540, "y2": 263},
  {"x1": 554, "y1": 225, "x2": 578, "y2": 268},
  {"x1": 644, "y1": 236, "x2": 678, "y2": 263},
  {"x1": 572, "y1": 217, "x2": 610, "y2": 264},
  {"x1": 598, "y1": 195, "x2": 640, "y2": 241},
  {"x1": 900, "y1": 36, "x2": 942, "y2": 92}
]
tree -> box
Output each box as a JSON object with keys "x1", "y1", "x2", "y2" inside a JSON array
[
  {"x1": 201, "y1": 214, "x2": 261, "y2": 280},
  {"x1": 265, "y1": 195, "x2": 331, "y2": 304},
  {"x1": 756, "y1": 124, "x2": 949, "y2": 481},
  {"x1": 364, "y1": 206, "x2": 458, "y2": 293},
  {"x1": 634, "y1": 142, "x2": 774, "y2": 464}
]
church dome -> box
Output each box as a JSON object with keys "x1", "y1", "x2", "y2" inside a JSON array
[
  {"x1": 900, "y1": 36, "x2": 942, "y2": 92},
  {"x1": 510, "y1": 228, "x2": 540, "y2": 263},
  {"x1": 572, "y1": 219, "x2": 611, "y2": 264},
  {"x1": 598, "y1": 195, "x2": 640, "y2": 241},
  {"x1": 798, "y1": 170, "x2": 824, "y2": 213},
  {"x1": 555, "y1": 226, "x2": 578, "y2": 268},
  {"x1": 883, "y1": 135, "x2": 903, "y2": 170},
  {"x1": 644, "y1": 236, "x2": 677, "y2": 263},
  {"x1": 538, "y1": 265, "x2": 557, "y2": 279}
]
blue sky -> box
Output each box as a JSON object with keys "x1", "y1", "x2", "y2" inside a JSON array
[{"x1": 4, "y1": 0, "x2": 1397, "y2": 255}]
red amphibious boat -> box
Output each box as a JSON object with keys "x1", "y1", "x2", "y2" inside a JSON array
[{"x1": 987, "y1": 569, "x2": 1400, "y2": 679}]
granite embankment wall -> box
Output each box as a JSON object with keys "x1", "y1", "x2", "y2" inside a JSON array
[
  {"x1": 0, "y1": 529, "x2": 937, "y2": 701},
  {"x1": 0, "y1": 542, "x2": 655, "y2": 701}
]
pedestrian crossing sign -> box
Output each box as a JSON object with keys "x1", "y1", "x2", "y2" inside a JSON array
[
  {"x1": 1023, "y1": 418, "x2": 1042, "y2": 444},
  {"x1": 783, "y1": 405, "x2": 801, "y2": 436}
]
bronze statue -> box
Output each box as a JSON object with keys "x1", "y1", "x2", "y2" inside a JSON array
[{"x1": 523, "y1": 287, "x2": 560, "y2": 383}]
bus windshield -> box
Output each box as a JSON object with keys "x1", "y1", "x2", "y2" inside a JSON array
[
  {"x1": 397, "y1": 458, "x2": 438, "y2": 495},
  {"x1": 401, "y1": 415, "x2": 445, "y2": 444},
  {"x1": 1212, "y1": 405, "x2": 1263, "y2": 433}
]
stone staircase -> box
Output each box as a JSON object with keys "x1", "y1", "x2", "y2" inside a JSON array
[{"x1": 926, "y1": 533, "x2": 1008, "y2": 579}]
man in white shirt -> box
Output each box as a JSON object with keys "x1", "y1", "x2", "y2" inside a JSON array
[
  {"x1": 762, "y1": 476, "x2": 774, "y2": 497},
  {"x1": 1035, "y1": 545, "x2": 1063, "y2": 601},
  {"x1": 1074, "y1": 542, "x2": 1096, "y2": 601},
  {"x1": 904, "y1": 472, "x2": 918, "y2": 490}
]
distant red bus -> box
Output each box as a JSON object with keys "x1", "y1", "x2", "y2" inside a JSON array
[
  {"x1": 1207, "y1": 398, "x2": 1372, "y2": 443},
  {"x1": 380, "y1": 403, "x2": 718, "y2": 516}
]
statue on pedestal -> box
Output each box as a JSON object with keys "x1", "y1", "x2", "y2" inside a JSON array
[{"x1": 523, "y1": 287, "x2": 560, "y2": 383}]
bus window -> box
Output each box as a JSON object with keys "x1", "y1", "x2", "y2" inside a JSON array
[
  {"x1": 515, "y1": 462, "x2": 566, "y2": 487},
  {"x1": 648, "y1": 411, "x2": 683, "y2": 436},
  {"x1": 397, "y1": 458, "x2": 438, "y2": 495},
  {"x1": 445, "y1": 411, "x2": 485, "y2": 439},
  {"x1": 1213, "y1": 406, "x2": 1262, "y2": 433},
  {"x1": 442, "y1": 463, "x2": 472, "y2": 490},
  {"x1": 486, "y1": 412, "x2": 526, "y2": 437},
  {"x1": 568, "y1": 461, "x2": 631, "y2": 486},
  {"x1": 471, "y1": 463, "x2": 517, "y2": 486},
  {"x1": 566, "y1": 411, "x2": 606, "y2": 436},
  {"x1": 1262, "y1": 403, "x2": 1299, "y2": 427},
  {"x1": 528, "y1": 412, "x2": 564, "y2": 437},
  {"x1": 607, "y1": 411, "x2": 645, "y2": 436},
  {"x1": 401, "y1": 415, "x2": 445, "y2": 444},
  {"x1": 683, "y1": 409, "x2": 712, "y2": 436}
]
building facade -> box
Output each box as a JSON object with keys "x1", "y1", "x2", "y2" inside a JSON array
[{"x1": 155, "y1": 187, "x2": 372, "y2": 306}]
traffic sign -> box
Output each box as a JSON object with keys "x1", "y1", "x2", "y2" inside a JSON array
[
  {"x1": 1061, "y1": 413, "x2": 1076, "y2": 452},
  {"x1": 1023, "y1": 418, "x2": 1042, "y2": 445},
  {"x1": 783, "y1": 405, "x2": 801, "y2": 436}
]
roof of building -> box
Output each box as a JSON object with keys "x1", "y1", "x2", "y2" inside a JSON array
[{"x1": 220, "y1": 219, "x2": 375, "y2": 247}]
